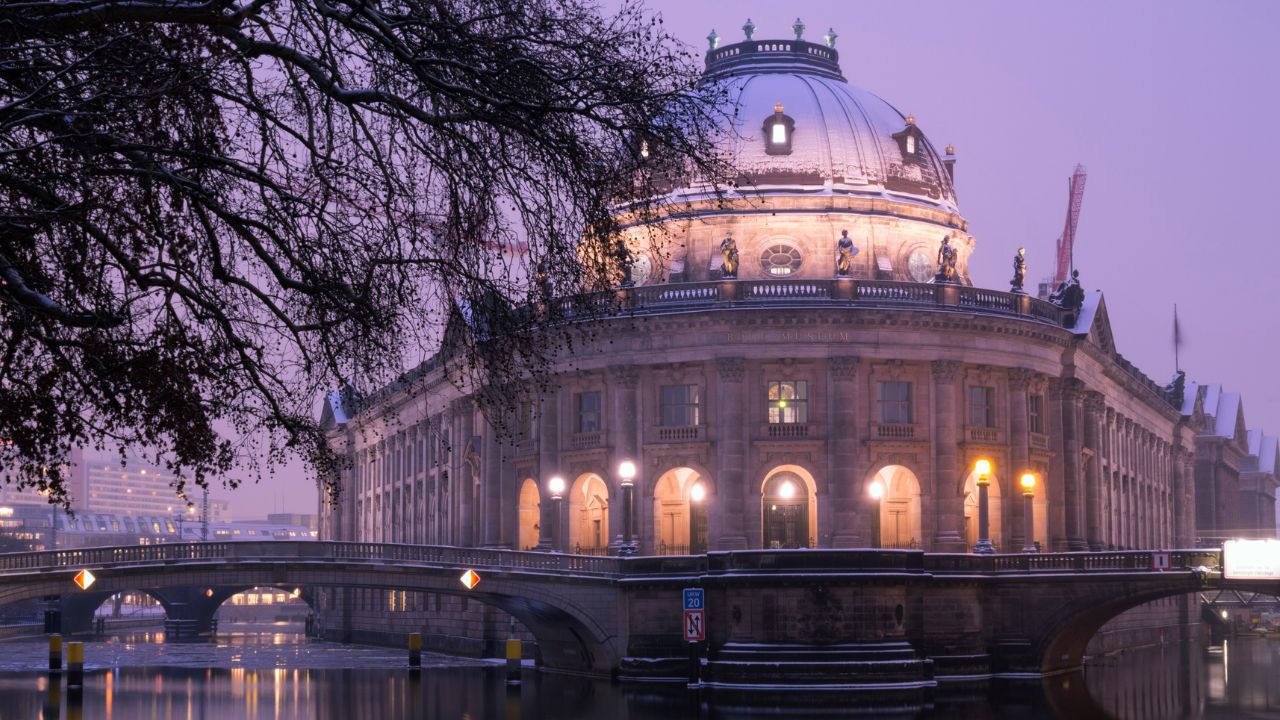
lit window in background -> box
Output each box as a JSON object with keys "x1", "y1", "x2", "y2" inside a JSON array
[{"x1": 771, "y1": 123, "x2": 786, "y2": 144}]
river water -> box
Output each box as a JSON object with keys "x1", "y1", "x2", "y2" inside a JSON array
[{"x1": 0, "y1": 624, "x2": 1276, "y2": 719}]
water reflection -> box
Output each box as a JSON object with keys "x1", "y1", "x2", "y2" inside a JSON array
[{"x1": 1, "y1": 632, "x2": 1278, "y2": 719}]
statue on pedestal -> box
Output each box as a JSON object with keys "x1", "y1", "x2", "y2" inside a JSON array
[
  {"x1": 835, "y1": 229, "x2": 859, "y2": 277},
  {"x1": 934, "y1": 235, "x2": 957, "y2": 283},
  {"x1": 1049, "y1": 268, "x2": 1085, "y2": 313},
  {"x1": 720, "y1": 232, "x2": 739, "y2": 279},
  {"x1": 1011, "y1": 247, "x2": 1027, "y2": 294}
]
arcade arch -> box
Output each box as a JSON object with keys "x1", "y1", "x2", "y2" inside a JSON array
[
  {"x1": 872, "y1": 465, "x2": 922, "y2": 549},
  {"x1": 518, "y1": 478, "x2": 541, "y2": 550},
  {"x1": 568, "y1": 473, "x2": 609, "y2": 553},
  {"x1": 760, "y1": 466, "x2": 817, "y2": 549},
  {"x1": 652, "y1": 467, "x2": 709, "y2": 554}
]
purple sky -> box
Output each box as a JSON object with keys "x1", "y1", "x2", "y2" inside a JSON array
[{"x1": 218, "y1": 0, "x2": 1280, "y2": 518}]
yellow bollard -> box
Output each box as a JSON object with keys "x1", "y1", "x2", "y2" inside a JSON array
[
  {"x1": 48, "y1": 634, "x2": 62, "y2": 673},
  {"x1": 505, "y1": 638, "x2": 522, "y2": 685},
  {"x1": 408, "y1": 632, "x2": 422, "y2": 668},
  {"x1": 66, "y1": 641, "x2": 84, "y2": 688}
]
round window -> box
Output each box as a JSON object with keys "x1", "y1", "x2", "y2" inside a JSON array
[
  {"x1": 908, "y1": 249, "x2": 933, "y2": 283},
  {"x1": 629, "y1": 254, "x2": 652, "y2": 286},
  {"x1": 759, "y1": 244, "x2": 802, "y2": 277}
]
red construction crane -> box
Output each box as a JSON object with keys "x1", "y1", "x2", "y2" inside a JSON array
[{"x1": 1054, "y1": 164, "x2": 1087, "y2": 285}]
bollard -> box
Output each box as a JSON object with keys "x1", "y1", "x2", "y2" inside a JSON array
[
  {"x1": 505, "y1": 637, "x2": 522, "y2": 685},
  {"x1": 48, "y1": 634, "x2": 62, "y2": 673},
  {"x1": 66, "y1": 641, "x2": 84, "y2": 688},
  {"x1": 408, "y1": 632, "x2": 422, "y2": 668}
]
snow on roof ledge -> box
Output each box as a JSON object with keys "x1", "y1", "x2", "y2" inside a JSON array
[
  {"x1": 326, "y1": 389, "x2": 352, "y2": 425},
  {"x1": 1069, "y1": 290, "x2": 1103, "y2": 335},
  {"x1": 1180, "y1": 381, "x2": 1199, "y2": 416}
]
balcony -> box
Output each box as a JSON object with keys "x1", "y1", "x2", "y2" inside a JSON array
[
  {"x1": 965, "y1": 426, "x2": 1001, "y2": 444},
  {"x1": 569, "y1": 431, "x2": 604, "y2": 450},
  {"x1": 1030, "y1": 432, "x2": 1051, "y2": 451},
  {"x1": 655, "y1": 426, "x2": 704, "y2": 443},
  {"x1": 764, "y1": 423, "x2": 812, "y2": 439},
  {"x1": 874, "y1": 423, "x2": 917, "y2": 440},
  {"x1": 549, "y1": 279, "x2": 1068, "y2": 327}
]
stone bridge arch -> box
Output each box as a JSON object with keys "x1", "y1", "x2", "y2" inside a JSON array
[
  {"x1": 1026, "y1": 575, "x2": 1280, "y2": 675},
  {"x1": 0, "y1": 553, "x2": 621, "y2": 675}
]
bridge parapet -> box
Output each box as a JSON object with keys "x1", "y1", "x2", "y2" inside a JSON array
[{"x1": 0, "y1": 541, "x2": 621, "y2": 577}]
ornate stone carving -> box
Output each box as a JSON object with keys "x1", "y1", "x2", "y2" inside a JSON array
[
  {"x1": 829, "y1": 356, "x2": 860, "y2": 380},
  {"x1": 1007, "y1": 367, "x2": 1035, "y2": 391},
  {"x1": 609, "y1": 364, "x2": 640, "y2": 389},
  {"x1": 1084, "y1": 391, "x2": 1106, "y2": 416},
  {"x1": 719, "y1": 232, "x2": 739, "y2": 278},
  {"x1": 717, "y1": 357, "x2": 746, "y2": 382},
  {"x1": 1011, "y1": 247, "x2": 1027, "y2": 294},
  {"x1": 835, "y1": 230, "x2": 859, "y2": 277},
  {"x1": 931, "y1": 359, "x2": 961, "y2": 382}
]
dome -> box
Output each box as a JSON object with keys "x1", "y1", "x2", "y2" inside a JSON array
[{"x1": 704, "y1": 38, "x2": 957, "y2": 212}]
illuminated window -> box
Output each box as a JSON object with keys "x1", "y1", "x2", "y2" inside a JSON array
[
  {"x1": 771, "y1": 123, "x2": 787, "y2": 144},
  {"x1": 762, "y1": 103, "x2": 795, "y2": 155},
  {"x1": 906, "y1": 135, "x2": 916, "y2": 154},
  {"x1": 768, "y1": 381, "x2": 808, "y2": 424},
  {"x1": 759, "y1": 244, "x2": 802, "y2": 276}
]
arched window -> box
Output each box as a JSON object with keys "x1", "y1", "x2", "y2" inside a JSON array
[
  {"x1": 759, "y1": 244, "x2": 802, "y2": 276},
  {"x1": 762, "y1": 103, "x2": 795, "y2": 155}
]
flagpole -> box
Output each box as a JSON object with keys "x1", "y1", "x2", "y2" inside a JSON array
[{"x1": 1173, "y1": 304, "x2": 1180, "y2": 373}]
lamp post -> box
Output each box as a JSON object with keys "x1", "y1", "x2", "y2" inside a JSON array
[
  {"x1": 548, "y1": 476, "x2": 565, "y2": 552},
  {"x1": 868, "y1": 480, "x2": 884, "y2": 549},
  {"x1": 618, "y1": 460, "x2": 637, "y2": 555},
  {"x1": 973, "y1": 458, "x2": 995, "y2": 554},
  {"x1": 1020, "y1": 472, "x2": 1038, "y2": 553}
]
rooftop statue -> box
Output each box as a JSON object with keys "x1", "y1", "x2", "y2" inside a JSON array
[
  {"x1": 1049, "y1": 268, "x2": 1085, "y2": 313},
  {"x1": 934, "y1": 235, "x2": 958, "y2": 284},
  {"x1": 720, "y1": 232, "x2": 739, "y2": 279},
  {"x1": 1011, "y1": 247, "x2": 1027, "y2": 294},
  {"x1": 835, "y1": 229, "x2": 859, "y2": 277}
]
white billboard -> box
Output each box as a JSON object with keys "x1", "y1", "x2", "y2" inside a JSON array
[{"x1": 1223, "y1": 539, "x2": 1280, "y2": 579}]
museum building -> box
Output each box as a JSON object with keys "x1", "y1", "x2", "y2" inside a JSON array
[{"x1": 315, "y1": 28, "x2": 1276, "y2": 655}]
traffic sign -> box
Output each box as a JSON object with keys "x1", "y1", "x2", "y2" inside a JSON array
[
  {"x1": 73, "y1": 569, "x2": 95, "y2": 590},
  {"x1": 460, "y1": 569, "x2": 481, "y2": 589},
  {"x1": 683, "y1": 609, "x2": 705, "y2": 641},
  {"x1": 682, "y1": 588, "x2": 704, "y2": 610},
  {"x1": 1152, "y1": 552, "x2": 1171, "y2": 571}
]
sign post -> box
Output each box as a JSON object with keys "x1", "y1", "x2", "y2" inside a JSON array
[{"x1": 682, "y1": 588, "x2": 705, "y2": 686}]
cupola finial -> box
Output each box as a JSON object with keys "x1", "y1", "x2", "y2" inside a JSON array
[
  {"x1": 707, "y1": 29, "x2": 719, "y2": 50},
  {"x1": 743, "y1": 18, "x2": 755, "y2": 40},
  {"x1": 793, "y1": 18, "x2": 805, "y2": 40},
  {"x1": 823, "y1": 27, "x2": 838, "y2": 48}
]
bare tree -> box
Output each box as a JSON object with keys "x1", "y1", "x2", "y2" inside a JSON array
[{"x1": 0, "y1": 0, "x2": 730, "y2": 504}]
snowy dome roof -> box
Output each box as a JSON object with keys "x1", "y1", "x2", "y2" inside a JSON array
[{"x1": 703, "y1": 38, "x2": 958, "y2": 212}]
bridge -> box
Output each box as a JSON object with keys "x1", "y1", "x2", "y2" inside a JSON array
[{"x1": 0, "y1": 542, "x2": 1272, "y2": 687}]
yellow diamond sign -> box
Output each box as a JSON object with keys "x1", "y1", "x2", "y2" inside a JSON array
[
  {"x1": 459, "y1": 569, "x2": 481, "y2": 590},
  {"x1": 73, "y1": 569, "x2": 96, "y2": 590}
]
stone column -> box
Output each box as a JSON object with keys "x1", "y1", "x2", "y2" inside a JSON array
[
  {"x1": 452, "y1": 399, "x2": 476, "y2": 546},
  {"x1": 1083, "y1": 392, "x2": 1105, "y2": 550},
  {"x1": 715, "y1": 357, "x2": 748, "y2": 550},
  {"x1": 481, "y1": 411, "x2": 503, "y2": 547},
  {"x1": 1007, "y1": 368, "x2": 1034, "y2": 550},
  {"x1": 1104, "y1": 408, "x2": 1116, "y2": 547},
  {"x1": 829, "y1": 357, "x2": 861, "y2": 547},
  {"x1": 609, "y1": 365, "x2": 640, "y2": 551},
  {"x1": 1061, "y1": 379, "x2": 1088, "y2": 551},
  {"x1": 931, "y1": 360, "x2": 965, "y2": 551},
  {"x1": 537, "y1": 388, "x2": 561, "y2": 549}
]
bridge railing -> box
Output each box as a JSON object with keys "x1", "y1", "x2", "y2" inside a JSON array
[
  {"x1": 925, "y1": 549, "x2": 1221, "y2": 574},
  {"x1": 0, "y1": 541, "x2": 622, "y2": 577}
]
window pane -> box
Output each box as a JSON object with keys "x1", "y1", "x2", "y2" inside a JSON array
[
  {"x1": 660, "y1": 384, "x2": 700, "y2": 427},
  {"x1": 771, "y1": 123, "x2": 786, "y2": 144},
  {"x1": 877, "y1": 382, "x2": 912, "y2": 424},
  {"x1": 576, "y1": 391, "x2": 601, "y2": 432},
  {"x1": 768, "y1": 380, "x2": 808, "y2": 424}
]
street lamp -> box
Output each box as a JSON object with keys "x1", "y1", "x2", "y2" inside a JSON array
[
  {"x1": 618, "y1": 460, "x2": 637, "y2": 555},
  {"x1": 973, "y1": 458, "x2": 995, "y2": 554},
  {"x1": 868, "y1": 480, "x2": 885, "y2": 549},
  {"x1": 548, "y1": 476, "x2": 566, "y2": 552},
  {"x1": 1020, "y1": 472, "x2": 1038, "y2": 553}
]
